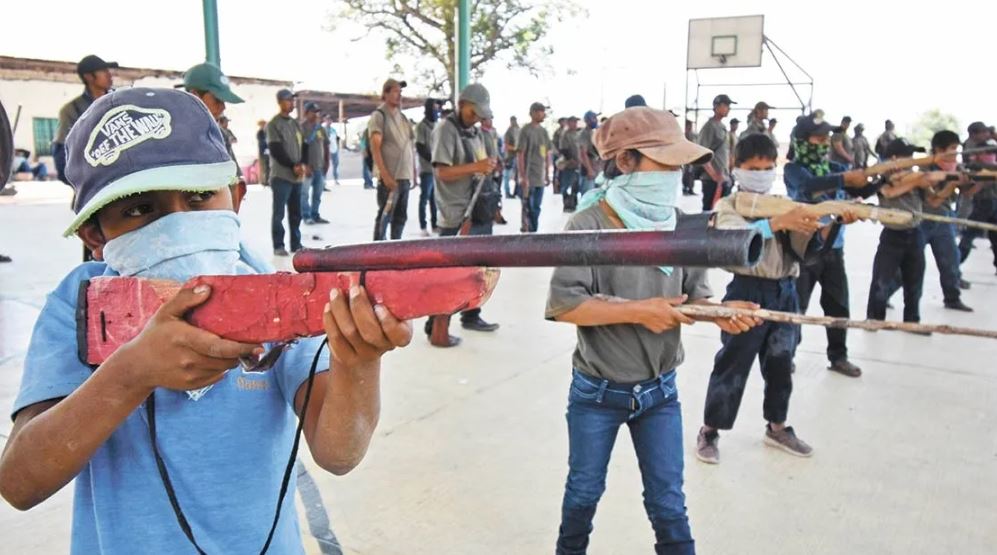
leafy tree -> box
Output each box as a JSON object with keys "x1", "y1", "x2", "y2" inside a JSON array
[
  {"x1": 330, "y1": 0, "x2": 581, "y2": 98},
  {"x1": 908, "y1": 109, "x2": 961, "y2": 148}
]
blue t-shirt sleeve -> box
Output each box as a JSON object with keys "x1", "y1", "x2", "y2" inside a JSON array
[
  {"x1": 749, "y1": 219, "x2": 775, "y2": 239},
  {"x1": 12, "y1": 263, "x2": 108, "y2": 419},
  {"x1": 783, "y1": 163, "x2": 845, "y2": 201},
  {"x1": 272, "y1": 336, "x2": 330, "y2": 410}
]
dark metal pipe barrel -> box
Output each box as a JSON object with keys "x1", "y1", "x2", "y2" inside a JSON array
[{"x1": 293, "y1": 228, "x2": 762, "y2": 272}]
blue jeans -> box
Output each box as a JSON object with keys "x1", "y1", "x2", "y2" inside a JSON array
[
  {"x1": 921, "y1": 218, "x2": 962, "y2": 303},
  {"x1": 705, "y1": 275, "x2": 797, "y2": 429},
  {"x1": 328, "y1": 150, "x2": 340, "y2": 182},
  {"x1": 560, "y1": 168, "x2": 580, "y2": 209},
  {"x1": 558, "y1": 370, "x2": 694, "y2": 555},
  {"x1": 270, "y1": 177, "x2": 302, "y2": 250},
  {"x1": 502, "y1": 164, "x2": 517, "y2": 197},
  {"x1": 300, "y1": 171, "x2": 325, "y2": 221},
  {"x1": 418, "y1": 172, "x2": 438, "y2": 230},
  {"x1": 362, "y1": 160, "x2": 374, "y2": 188},
  {"x1": 525, "y1": 186, "x2": 544, "y2": 232}
]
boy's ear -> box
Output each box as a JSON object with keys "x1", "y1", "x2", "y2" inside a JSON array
[
  {"x1": 77, "y1": 222, "x2": 107, "y2": 261},
  {"x1": 230, "y1": 181, "x2": 247, "y2": 213}
]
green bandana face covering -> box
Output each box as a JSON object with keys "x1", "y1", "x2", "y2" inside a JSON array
[
  {"x1": 578, "y1": 170, "x2": 681, "y2": 274},
  {"x1": 793, "y1": 139, "x2": 831, "y2": 176}
]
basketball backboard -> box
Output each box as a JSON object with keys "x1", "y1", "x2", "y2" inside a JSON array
[{"x1": 687, "y1": 15, "x2": 764, "y2": 69}]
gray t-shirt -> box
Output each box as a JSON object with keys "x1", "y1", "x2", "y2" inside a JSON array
[
  {"x1": 416, "y1": 119, "x2": 435, "y2": 174},
  {"x1": 517, "y1": 123, "x2": 551, "y2": 188},
  {"x1": 301, "y1": 121, "x2": 328, "y2": 172},
  {"x1": 55, "y1": 92, "x2": 93, "y2": 144},
  {"x1": 830, "y1": 131, "x2": 853, "y2": 165},
  {"x1": 266, "y1": 114, "x2": 303, "y2": 183},
  {"x1": 559, "y1": 129, "x2": 581, "y2": 170},
  {"x1": 368, "y1": 103, "x2": 414, "y2": 181},
  {"x1": 503, "y1": 126, "x2": 519, "y2": 158},
  {"x1": 577, "y1": 127, "x2": 601, "y2": 175},
  {"x1": 431, "y1": 116, "x2": 487, "y2": 229},
  {"x1": 879, "y1": 186, "x2": 923, "y2": 230},
  {"x1": 545, "y1": 205, "x2": 713, "y2": 383},
  {"x1": 698, "y1": 119, "x2": 729, "y2": 182},
  {"x1": 852, "y1": 135, "x2": 872, "y2": 168}
]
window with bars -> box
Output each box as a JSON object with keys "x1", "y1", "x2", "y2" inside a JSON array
[{"x1": 32, "y1": 117, "x2": 59, "y2": 157}]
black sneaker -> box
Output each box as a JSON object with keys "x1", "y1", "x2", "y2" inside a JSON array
[
  {"x1": 944, "y1": 300, "x2": 974, "y2": 312},
  {"x1": 461, "y1": 316, "x2": 499, "y2": 332},
  {"x1": 764, "y1": 425, "x2": 813, "y2": 457},
  {"x1": 274, "y1": 248, "x2": 289, "y2": 257},
  {"x1": 696, "y1": 427, "x2": 720, "y2": 464},
  {"x1": 958, "y1": 279, "x2": 971, "y2": 290},
  {"x1": 313, "y1": 217, "x2": 331, "y2": 224},
  {"x1": 0, "y1": 254, "x2": 12, "y2": 263}
]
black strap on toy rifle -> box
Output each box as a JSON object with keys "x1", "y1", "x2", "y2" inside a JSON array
[{"x1": 148, "y1": 339, "x2": 328, "y2": 554}]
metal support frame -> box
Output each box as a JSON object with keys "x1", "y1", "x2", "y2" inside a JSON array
[
  {"x1": 202, "y1": 0, "x2": 221, "y2": 67},
  {"x1": 684, "y1": 34, "x2": 813, "y2": 129}
]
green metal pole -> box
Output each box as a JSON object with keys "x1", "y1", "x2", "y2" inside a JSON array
[
  {"x1": 203, "y1": 0, "x2": 221, "y2": 67},
  {"x1": 457, "y1": 0, "x2": 470, "y2": 93}
]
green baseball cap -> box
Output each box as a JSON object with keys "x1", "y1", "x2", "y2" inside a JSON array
[{"x1": 180, "y1": 63, "x2": 244, "y2": 104}]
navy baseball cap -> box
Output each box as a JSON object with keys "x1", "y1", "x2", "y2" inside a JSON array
[
  {"x1": 276, "y1": 88, "x2": 297, "y2": 101},
  {"x1": 63, "y1": 87, "x2": 235, "y2": 236},
  {"x1": 793, "y1": 113, "x2": 835, "y2": 140},
  {"x1": 885, "y1": 138, "x2": 927, "y2": 158}
]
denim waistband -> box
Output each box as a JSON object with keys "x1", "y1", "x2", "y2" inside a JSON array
[{"x1": 572, "y1": 369, "x2": 675, "y2": 396}]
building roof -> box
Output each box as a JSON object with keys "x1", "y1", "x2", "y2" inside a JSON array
[
  {"x1": 0, "y1": 55, "x2": 291, "y2": 87},
  {"x1": 295, "y1": 90, "x2": 430, "y2": 121}
]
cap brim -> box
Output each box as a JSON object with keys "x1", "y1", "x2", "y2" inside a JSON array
[
  {"x1": 64, "y1": 161, "x2": 236, "y2": 237},
  {"x1": 472, "y1": 103, "x2": 493, "y2": 119},
  {"x1": 637, "y1": 140, "x2": 714, "y2": 167},
  {"x1": 213, "y1": 86, "x2": 244, "y2": 104}
]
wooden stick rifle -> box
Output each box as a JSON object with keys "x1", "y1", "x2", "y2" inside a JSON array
[
  {"x1": 733, "y1": 192, "x2": 997, "y2": 233},
  {"x1": 676, "y1": 304, "x2": 997, "y2": 340},
  {"x1": 861, "y1": 145, "x2": 997, "y2": 177}
]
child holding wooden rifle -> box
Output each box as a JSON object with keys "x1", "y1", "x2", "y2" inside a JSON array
[
  {"x1": 0, "y1": 88, "x2": 412, "y2": 553},
  {"x1": 546, "y1": 107, "x2": 762, "y2": 554},
  {"x1": 697, "y1": 134, "x2": 860, "y2": 463},
  {"x1": 865, "y1": 139, "x2": 948, "y2": 325}
]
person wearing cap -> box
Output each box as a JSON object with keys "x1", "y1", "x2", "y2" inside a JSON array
[
  {"x1": 266, "y1": 89, "x2": 307, "y2": 256},
  {"x1": 698, "y1": 133, "x2": 862, "y2": 464},
  {"x1": 0, "y1": 88, "x2": 412, "y2": 553},
  {"x1": 830, "y1": 116, "x2": 855, "y2": 169},
  {"x1": 517, "y1": 102, "x2": 553, "y2": 232},
  {"x1": 415, "y1": 98, "x2": 442, "y2": 236},
  {"x1": 546, "y1": 106, "x2": 760, "y2": 553},
  {"x1": 739, "y1": 101, "x2": 771, "y2": 140},
  {"x1": 866, "y1": 138, "x2": 948, "y2": 324},
  {"x1": 624, "y1": 94, "x2": 647, "y2": 108},
  {"x1": 578, "y1": 110, "x2": 602, "y2": 197},
  {"x1": 697, "y1": 94, "x2": 735, "y2": 211},
  {"x1": 875, "y1": 119, "x2": 897, "y2": 162},
  {"x1": 369, "y1": 78, "x2": 415, "y2": 241},
  {"x1": 552, "y1": 117, "x2": 568, "y2": 192},
  {"x1": 558, "y1": 116, "x2": 582, "y2": 212},
  {"x1": 300, "y1": 102, "x2": 331, "y2": 225},
  {"x1": 957, "y1": 121, "x2": 997, "y2": 270},
  {"x1": 181, "y1": 62, "x2": 245, "y2": 182},
  {"x1": 767, "y1": 118, "x2": 779, "y2": 149},
  {"x1": 851, "y1": 123, "x2": 876, "y2": 169},
  {"x1": 502, "y1": 116, "x2": 521, "y2": 199},
  {"x1": 52, "y1": 55, "x2": 118, "y2": 186},
  {"x1": 784, "y1": 112, "x2": 876, "y2": 378},
  {"x1": 918, "y1": 130, "x2": 973, "y2": 311},
  {"x1": 424, "y1": 83, "x2": 500, "y2": 345}
]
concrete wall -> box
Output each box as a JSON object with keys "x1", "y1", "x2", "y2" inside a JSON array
[{"x1": 0, "y1": 78, "x2": 286, "y2": 173}]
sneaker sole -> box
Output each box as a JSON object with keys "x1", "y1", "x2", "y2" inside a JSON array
[
  {"x1": 763, "y1": 435, "x2": 813, "y2": 458},
  {"x1": 695, "y1": 451, "x2": 719, "y2": 464}
]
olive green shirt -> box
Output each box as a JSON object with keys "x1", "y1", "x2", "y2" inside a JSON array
[
  {"x1": 517, "y1": 123, "x2": 551, "y2": 188},
  {"x1": 266, "y1": 114, "x2": 303, "y2": 183},
  {"x1": 431, "y1": 116, "x2": 488, "y2": 229},
  {"x1": 368, "y1": 103, "x2": 415, "y2": 181},
  {"x1": 545, "y1": 206, "x2": 713, "y2": 383}
]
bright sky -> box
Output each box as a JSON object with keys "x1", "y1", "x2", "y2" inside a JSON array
[{"x1": 3, "y1": 0, "x2": 993, "y2": 140}]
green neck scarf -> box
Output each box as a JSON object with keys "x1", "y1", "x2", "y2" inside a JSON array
[{"x1": 793, "y1": 139, "x2": 831, "y2": 176}]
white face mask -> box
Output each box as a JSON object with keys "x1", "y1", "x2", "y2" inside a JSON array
[{"x1": 732, "y1": 167, "x2": 777, "y2": 194}]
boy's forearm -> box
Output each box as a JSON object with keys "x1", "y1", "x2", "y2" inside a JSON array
[
  {"x1": 309, "y1": 362, "x2": 382, "y2": 475},
  {"x1": 554, "y1": 298, "x2": 639, "y2": 327},
  {"x1": 0, "y1": 352, "x2": 151, "y2": 510}
]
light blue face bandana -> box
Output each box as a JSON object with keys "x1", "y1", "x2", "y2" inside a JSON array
[
  {"x1": 578, "y1": 170, "x2": 682, "y2": 274},
  {"x1": 102, "y1": 210, "x2": 245, "y2": 281}
]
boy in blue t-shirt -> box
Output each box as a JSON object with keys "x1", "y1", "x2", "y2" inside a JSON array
[{"x1": 0, "y1": 88, "x2": 412, "y2": 554}]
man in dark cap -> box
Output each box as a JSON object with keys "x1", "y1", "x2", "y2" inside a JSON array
[
  {"x1": 784, "y1": 113, "x2": 877, "y2": 378},
  {"x1": 957, "y1": 121, "x2": 997, "y2": 272},
  {"x1": 300, "y1": 102, "x2": 330, "y2": 225},
  {"x1": 578, "y1": 111, "x2": 602, "y2": 197},
  {"x1": 518, "y1": 102, "x2": 552, "y2": 232},
  {"x1": 52, "y1": 55, "x2": 118, "y2": 185},
  {"x1": 415, "y1": 98, "x2": 441, "y2": 235},
  {"x1": 851, "y1": 123, "x2": 875, "y2": 169},
  {"x1": 266, "y1": 89, "x2": 306, "y2": 256},
  {"x1": 369, "y1": 78, "x2": 415, "y2": 240},
  {"x1": 697, "y1": 94, "x2": 735, "y2": 211},
  {"x1": 624, "y1": 94, "x2": 647, "y2": 108}
]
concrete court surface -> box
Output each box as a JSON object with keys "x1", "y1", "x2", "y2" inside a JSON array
[{"x1": 1, "y1": 176, "x2": 996, "y2": 555}]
